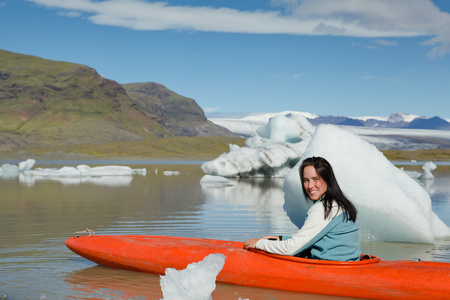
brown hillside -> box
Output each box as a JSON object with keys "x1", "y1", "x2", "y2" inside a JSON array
[{"x1": 0, "y1": 49, "x2": 236, "y2": 153}]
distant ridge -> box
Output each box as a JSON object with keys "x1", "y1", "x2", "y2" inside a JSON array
[
  {"x1": 0, "y1": 49, "x2": 236, "y2": 152},
  {"x1": 309, "y1": 113, "x2": 450, "y2": 130},
  {"x1": 407, "y1": 116, "x2": 450, "y2": 130}
]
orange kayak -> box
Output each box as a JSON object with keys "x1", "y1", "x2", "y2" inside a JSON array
[{"x1": 65, "y1": 235, "x2": 450, "y2": 299}]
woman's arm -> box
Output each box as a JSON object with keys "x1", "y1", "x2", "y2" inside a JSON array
[{"x1": 256, "y1": 203, "x2": 340, "y2": 256}]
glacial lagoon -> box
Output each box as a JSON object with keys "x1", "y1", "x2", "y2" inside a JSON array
[{"x1": 1, "y1": 161, "x2": 449, "y2": 299}]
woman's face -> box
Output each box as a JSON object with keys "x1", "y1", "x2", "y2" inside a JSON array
[{"x1": 302, "y1": 165, "x2": 328, "y2": 201}]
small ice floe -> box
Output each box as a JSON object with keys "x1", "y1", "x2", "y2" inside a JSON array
[
  {"x1": 19, "y1": 158, "x2": 36, "y2": 172},
  {"x1": 0, "y1": 164, "x2": 20, "y2": 179},
  {"x1": 76, "y1": 165, "x2": 147, "y2": 177},
  {"x1": 20, "y1": 163, "x2": 146, "y2": 178},
  {"x1": 1, "y1": 158, "x2": 36, "y2": 179},
  {"x1": 403, "y1": 161, "x2": 437, "y2": 182},
  {"x1": 200, "y1": 175, "x2": 233, "y2": 188},
  {"x1": 1, "y1": 159, "x2": 147, "y2": 187},
  {"x1": 163, "y1": 171, "x2": 180, "y2": 176},
  {"x1": 419, "y1": 161, "x2": 437, "y2": 180},
  {"x1": 160, "y1": 253, "x2": 226, "y2": 300}
]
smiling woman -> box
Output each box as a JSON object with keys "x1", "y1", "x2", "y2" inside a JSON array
[{"x1": 244, "y1": 156, "x2": 361, "y2": 261}]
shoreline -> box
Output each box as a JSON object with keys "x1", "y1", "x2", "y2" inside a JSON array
[{"x1": 1, "y1": 148, "x2": 450, "y2": 164}]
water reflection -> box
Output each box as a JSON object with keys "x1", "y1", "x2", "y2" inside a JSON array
[
  {"x1": 66, "y1": 265, "x2": 354, "y2": 300},
  {"x1": 200, "y1": 177, "x2": 298, "y2": 239},
  {"x1": 66, "y1": 266, "x2": 163, "y2": 299}
]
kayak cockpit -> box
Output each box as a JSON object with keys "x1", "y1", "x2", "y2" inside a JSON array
[{"x1": 250, "y1": 249, "x2": 381, "y2": 266}]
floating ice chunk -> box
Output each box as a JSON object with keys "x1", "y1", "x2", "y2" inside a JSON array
[
  {"x1": 284, "y1": 124, "x2": 450, "y2": 243},
  {"x1": 24, "y1": 166, "x2": 82, "y2": 178},
  {"x1": 19, "y1": 162, "x2": 146, "y2": 178},
  {"x1": 2, "y1": 159, "x2": 146, "y2": 186},
  {"x1": 202, "y1": 113, "x2": 314, "y2": 178},
  {"x1": 200, "y1": 175, "x2": 232, "y2": 187},
  {"x1": 160, "y1": 253, "x2": 226, "y2": 300},
  {"x1": 77, "y1": 165, "x2": 137, "y2": 176},
  {"x1": 134, "y1": 168, "x2": 147, "y2": 175},
  {"x1": 164, "y1": 171, "x2": 180, "y2": 176},
  {"x1": 1, "y1": 164, "x2": 20, "y2": 178},
  {"x1": 18, "y1": 159, "x2": 35, "y2": 172},
  {"x1": 200, "y1": 175, "x2": 229, "y2": 184},
  {"x1": 420, "y1": 161, "x2": 437, "y2": 180},
  {"x1": 19, "y1": 175, "x2": 133, "y2": 187}
]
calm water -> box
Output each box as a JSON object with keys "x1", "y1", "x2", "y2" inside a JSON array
[{"x1": 1, "y1": 161, "x2": 449, "y2": 300}]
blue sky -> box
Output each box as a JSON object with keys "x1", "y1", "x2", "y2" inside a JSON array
[{"x1": 1, "y1": 0, "x2": 450, "y2": 119}]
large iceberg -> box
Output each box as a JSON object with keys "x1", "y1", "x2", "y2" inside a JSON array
[
  {"x1": 201, "y1": 113, "x2": 315, "y2": 177},
  {"x1": 283, "y1": 124, "x2": 450, "y2": 243}
]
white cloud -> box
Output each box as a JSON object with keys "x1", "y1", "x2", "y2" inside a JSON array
[
  {"x1": 57, "y1": 10, "x2": 81, "y2": 17},
  {"x1": 28, "y1": 0, "x2": 450, "y2": 57},
  {"x1": 374, "y1": 39, "x2": 398, "y2": 46},
  {"x1": 352, "y1": 38, "x2": 398, "y2": 50}
]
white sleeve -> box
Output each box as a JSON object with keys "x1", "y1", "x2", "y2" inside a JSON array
[{"x1": 256, "y1": 202, "x2": 340, "y2": 256}]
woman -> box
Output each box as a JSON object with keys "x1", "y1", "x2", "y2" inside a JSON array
[{"x1": 244, "y1": 156, "x2": 361, "y2": 261}]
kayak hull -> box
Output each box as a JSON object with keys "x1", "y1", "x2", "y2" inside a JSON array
[{"x1": 65, "y1": 235, "x2": 450, "y2": 299}]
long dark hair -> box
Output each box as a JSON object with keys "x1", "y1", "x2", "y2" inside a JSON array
[{"x1": 299, "y1": 156, "x2": 357, "y2": 222}]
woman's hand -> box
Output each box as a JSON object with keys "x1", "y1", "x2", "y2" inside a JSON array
[
  {"x1": 243, "y1": 238, "x2": 259, "y2": 249},
  {"x1": 244, "y1": 236, "x2": 280, "y2": 249}
]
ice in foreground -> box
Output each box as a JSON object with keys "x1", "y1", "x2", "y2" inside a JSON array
[
  {"x1": 284, "y1": 124, "x2": 450, "y2": 243},
  {"x1": 201, "y1": 113, "x2": 314, "y2": 177},
  {"x1": 160, "y1": 253, "x2": 226, "y2": 300}
]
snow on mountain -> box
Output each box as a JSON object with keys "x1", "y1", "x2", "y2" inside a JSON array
[
  {"x1": 387, "y1": 112, "x2": 421, "y2": 123},
  {"x1": 353, "y1": 116, "x2": 389, "y2": 122}
]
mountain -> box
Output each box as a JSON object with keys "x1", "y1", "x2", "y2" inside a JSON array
[
  {"x1": 337, "y1": 118, "x2": 364, "y2": 127},
  {"x1": 387, "y1": 112, "x2": 420, "y2": 123},
  {"x1": 0, "y1": 49, "x2": 236, "y2": 151},
  {"x1": 308, "y1": 113, "x2": 450, "y2": 130},
  {"x1": 122, "y1": 82, "x2": 234, "y2": 137},
  {"x1": 407, "y1": 116, "x2": 450, "y2": 130}
]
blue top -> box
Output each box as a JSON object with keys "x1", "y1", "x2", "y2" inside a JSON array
[{"x1": 256, "y1": 200, "x2": 361, "y2": 261}]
